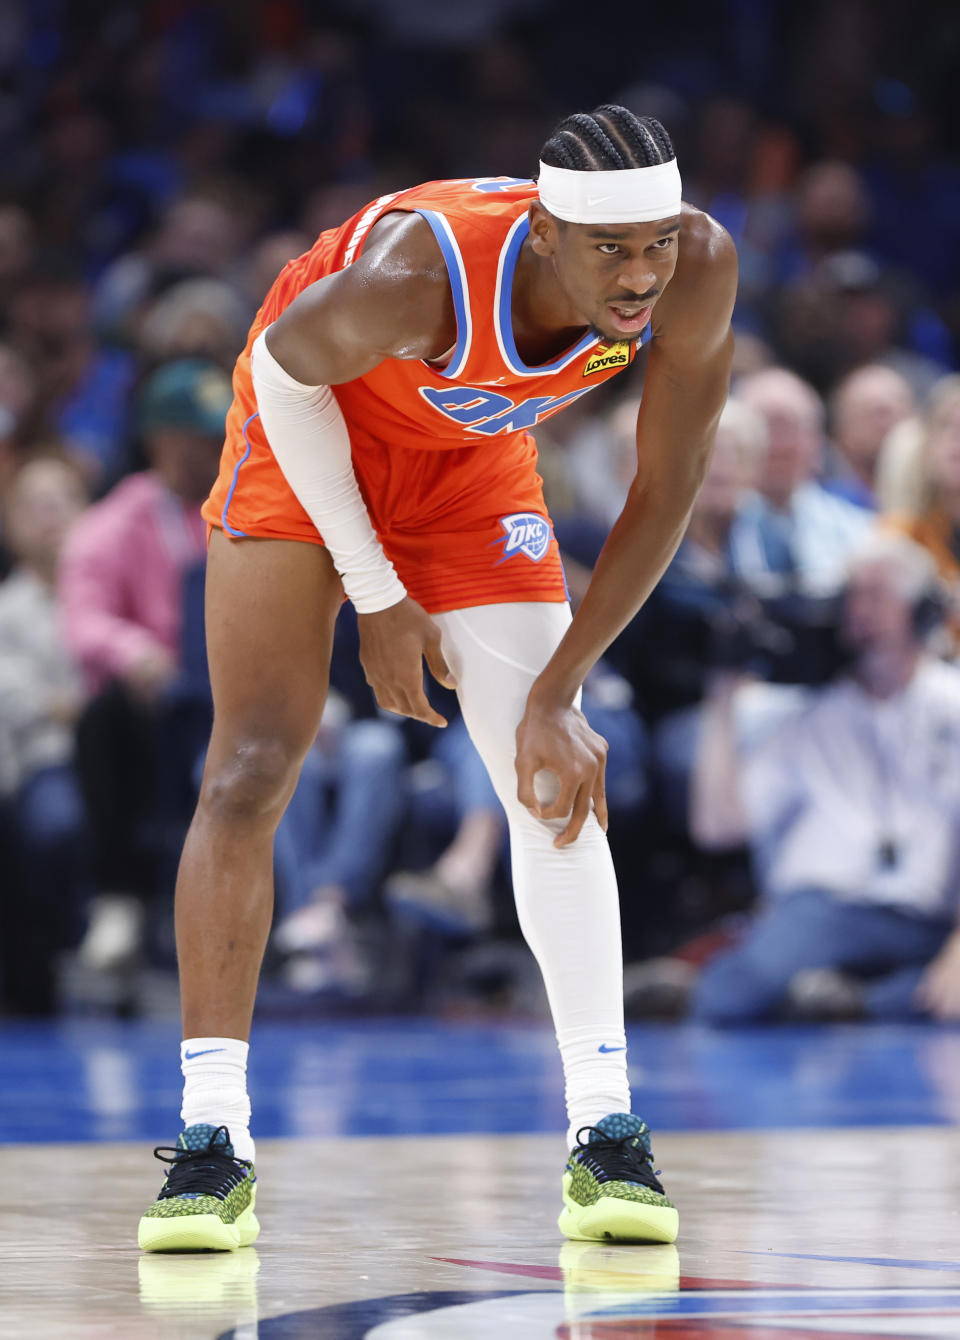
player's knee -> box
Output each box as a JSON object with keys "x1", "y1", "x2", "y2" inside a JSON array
[{"x1": 201, "y1": 735, "x2": 302, "y2": 823}]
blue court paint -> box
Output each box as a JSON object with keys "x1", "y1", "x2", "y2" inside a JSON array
[
  {"x1": 742, "y1": 1250, "x2": 960, "y2": 1273},
  {"x1": 0, "y1": 1018, "x2": 957, "y2": 1144},
  {"x1": 218, "y1": 1292, "x2": 521, "y2": 1340},
  {"x1": 222, "y1": 1286, "x2": 960, "y2": 1337}
]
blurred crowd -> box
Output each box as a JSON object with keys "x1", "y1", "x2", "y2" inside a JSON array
[{"x1": 2, "y1": 0, "x2": 960, "y2": 1022}]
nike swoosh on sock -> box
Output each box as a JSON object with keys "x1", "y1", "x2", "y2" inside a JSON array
[{"x1": 183, "y1": 1048, "x2": 227, "y2": 1060}]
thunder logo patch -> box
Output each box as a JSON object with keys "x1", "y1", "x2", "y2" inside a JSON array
[{"x1": 494, "y1": 512, "x2": 552, "y2": 563}]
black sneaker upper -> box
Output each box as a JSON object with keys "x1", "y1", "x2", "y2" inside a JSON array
[{"x1": 573, "y1": 1123, "x2": 666, "y2": 1195}]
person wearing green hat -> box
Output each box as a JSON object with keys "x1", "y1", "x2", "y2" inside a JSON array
[{"x1": 60, "y1": 358, "x2": 232, "y2": 977}]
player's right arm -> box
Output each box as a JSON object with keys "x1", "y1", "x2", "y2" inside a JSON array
[{"x1": 252, "y1": 213, "x2": 458, "y2": 727}]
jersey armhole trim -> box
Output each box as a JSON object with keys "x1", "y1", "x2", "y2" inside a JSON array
[
  {"x1": 413, "y1": 208, "x2": 472, "y2": 380},
  {"x1": 494, "y1": 215, "x2": 598, "y2": 377}
]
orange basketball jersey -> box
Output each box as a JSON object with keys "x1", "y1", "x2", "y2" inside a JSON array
[{"x1": 203, "y1": 176, "x2": 646, "y2": 613}]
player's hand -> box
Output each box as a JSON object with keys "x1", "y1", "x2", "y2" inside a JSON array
[
  {"x1": 357, "y1": 597, "x2": 456, "y2": 727},
  {"x1": 915, "y1": 930, "x2": 960, "y2": 1020},
  {"x1": 515, "y1": 694, "x2": 608, "y2": 848}
]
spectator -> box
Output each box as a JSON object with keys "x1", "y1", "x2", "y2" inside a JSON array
[
  {"x1": 0, "y1": 343, "x2": 39, "y2": 570},
  {"x1": 0, "y1": 205, "x2": 34, "y2": 308},
  {"x1": 885, "y1": 376, "x2": 960, "y2": 602},
  {"x1": 386, "y1": 715, "x2": 504, "y2": 939},
  {"x1": 618, "y1": 398, "x2": 767, "y2": 719},
  {"x1": 730, "y1": 367, "x2": 871, "y2": 595},
  {"x1": 616, "y1": 399, "x2": 772, "y2": 824},
  {"x1": 136, "y1": 277, "x2": 252, "y2": 372},
  {"x1": 270, "y1": 692, "x2": 408, "y2": 994},
  {"x1": 60, "y1": 359, "x2": 231, "y2": 972},
  {"x1": 0, "y1": 341, "x2": 40, "y2": 444},
  {"x1": 818, "y1": 254, "x2": 951, "y2": 398},
  {"x1": 0, "y1": 455, "x2": 89, "y2": 1013},
  {"x1": 556, "y1": 393, "x2": 641, "y2": 533},
  {"x1": 93, "y1": 191, "x2": 245, "y2": 342},
  {"x1": 826, "y1": 364, "x2": 916, "y2": 511},
  {"x1": 775, "y1": 161, "x2": 872, "y2": 285},
  {"x1": 690, "y1": 532, "x2": 960, "y2": 1023},
  {"x1": 242, "y1": 230, "x2": 312, "y2": 308},
  {"x1": 7, "y1": 260, "x2": 137, "y2": 488}
]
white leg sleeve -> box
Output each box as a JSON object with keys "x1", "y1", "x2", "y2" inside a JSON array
[{"x1": 432, "y1": 602, "x2": 631, "y2": 1147}]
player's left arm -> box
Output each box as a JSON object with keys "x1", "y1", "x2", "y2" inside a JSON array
[{"x1": 516, "y1": 210, "x2": 737, "y2": 846}]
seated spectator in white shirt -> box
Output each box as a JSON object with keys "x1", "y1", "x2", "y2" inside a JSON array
[
  {"x1": 730, "y1": 367, "x2": 871, "y2": 596},
  {"x1": 690, "y1": 531, "x2": 960, "y2": 1023}
]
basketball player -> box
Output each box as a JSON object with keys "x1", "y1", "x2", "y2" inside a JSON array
[{"x1": 138, "y1": 106, "x2": 736, "y2": 1251}]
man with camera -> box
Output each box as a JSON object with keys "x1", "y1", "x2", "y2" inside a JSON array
[{"x1": 690, "y1": 531, "x2": 960, "y2": 1023}]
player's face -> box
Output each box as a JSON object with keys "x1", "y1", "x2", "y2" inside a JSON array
[{"x1": 532, "y1": 208, "x2": 681, "y2": 343}]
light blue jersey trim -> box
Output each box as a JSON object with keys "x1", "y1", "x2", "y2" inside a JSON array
[
  {"x1": 220, "y1": 412, "x2": 257, "y2": 537},
  {"x1": 414, "y1": 209, "x2": 472, "y2": 380},
  {"x1": 494, "y1": 216, "x2": 598, "y2": 377}
]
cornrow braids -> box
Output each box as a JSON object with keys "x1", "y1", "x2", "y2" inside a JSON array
[{"x1": 539, "y1": 105, "x2": 675, "y2": 173}]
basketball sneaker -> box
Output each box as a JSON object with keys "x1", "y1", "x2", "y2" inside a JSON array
[
  {"x1": 138, "y1": 1123, "x2": 259, "y2": 1252},
  {"x1": 558, "y1": 1113, "x2": 678, "y2": 1243}
]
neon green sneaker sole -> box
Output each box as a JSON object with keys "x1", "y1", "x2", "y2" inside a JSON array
[
  {"x1": 559, "y1": 1171, "x2": 679, "y2": 1243},
  {"x1": 138, "y1": 1185, "x2": 260, "y2": 1252}
]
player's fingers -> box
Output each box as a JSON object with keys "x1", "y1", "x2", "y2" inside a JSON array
[
  {"x1": 593, "y1": 773, "x2": 609, "y2": 833},
  {"x1": 424, "y1": 635, "x2": 457, "y2": 690},
  {"x1": 516, "y1": 758, "x2": 542, "y2": 817},
  {"x1": 555, "y1": 783, "x2": 591, "y2": 848},
  {"x1": 370, "y1": 684, "x2": 401, "y2": 716},
  {"x1": 401, "y1": 685, "x2": 448, "y2": 728},
  {"x1": 539, "y1": 775, "x2": 578, "y2": 821},
  {"x1": 593, "y1": 746, "x2": 609, "y2": 831}
]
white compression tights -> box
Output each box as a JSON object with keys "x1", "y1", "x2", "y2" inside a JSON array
[{"x1": 432, "y1": 602, "x2": 631, "y2": 1147}]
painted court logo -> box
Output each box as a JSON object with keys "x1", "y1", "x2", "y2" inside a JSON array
[{"x1": 495, "y1": 513, "x2": 552, "y2": 564}]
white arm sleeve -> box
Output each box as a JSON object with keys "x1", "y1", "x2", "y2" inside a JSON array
[{"x1": 249, "y1": 328, "x2": 406, "y2": 613}]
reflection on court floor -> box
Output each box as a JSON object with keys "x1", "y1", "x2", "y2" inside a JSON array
[{"x1": 1, "y1": 1020, "x2": 960, "y2": 1338}]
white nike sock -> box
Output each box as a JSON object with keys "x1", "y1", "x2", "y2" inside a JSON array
[
  {"x1": 180, "y1": 1037, "x2": 255, "y2": 1163},
  {"x1": 557, "y1": 1025, "x2": 630, "y2": 1148}
]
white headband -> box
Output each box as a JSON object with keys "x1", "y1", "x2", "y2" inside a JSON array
[{"x1": 537, "y1": 158, "x2": 682, "y2": 224}]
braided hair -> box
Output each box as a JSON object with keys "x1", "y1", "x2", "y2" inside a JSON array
[{"x1": 539, "y1": 105, "x2": 674, "y2": 173}]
